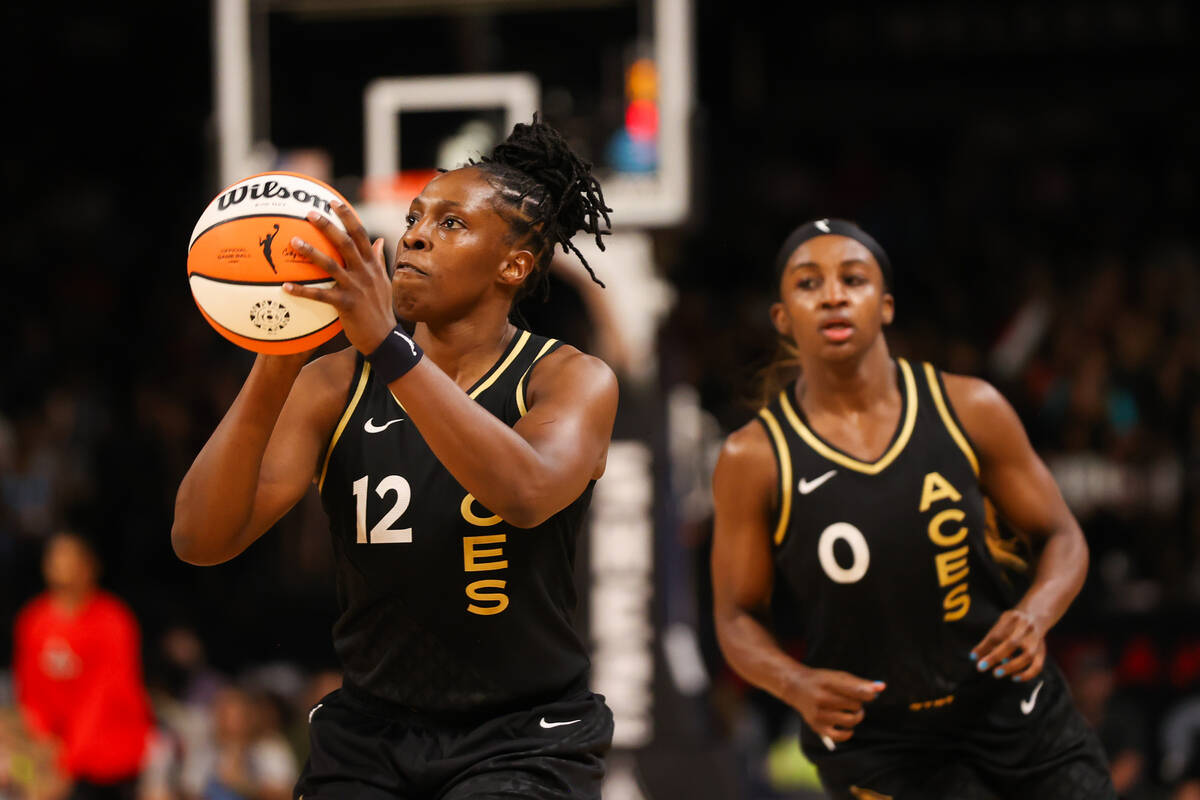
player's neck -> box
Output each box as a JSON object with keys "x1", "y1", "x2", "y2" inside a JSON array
[
  {"x1": 413, "y1": 308, "x2": 519, "y2": 392},
  {"x1": 796, "y1": 339, "x2": 896, "y2": 416}
]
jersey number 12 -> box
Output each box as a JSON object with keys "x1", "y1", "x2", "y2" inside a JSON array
[{"x1": 352, "y1": 474, "x2": 412, "y2": 544}]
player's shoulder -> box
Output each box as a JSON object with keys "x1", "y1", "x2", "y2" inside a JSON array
[
  {"x1": 715, "y1": 417, "x2": 776, "y2": 485},
  {"x1": 938, "y1": 370, "x2": 1027, "y2": 456},
  {"x1": 525, "y1": 343, "x2": 617, "y2": 402},
  {"x1": 721, "y1": 417, "x2": 774, "y2": 462},
  {"x1": 301, "y1": 345, "x2": 359, "y2": 387},
  {"x1": 939, "y1": 370, "x2": 1005, "y2": 410},
  {"x1": 295, "y1": 346, "x2": 360, "y2": 413}
]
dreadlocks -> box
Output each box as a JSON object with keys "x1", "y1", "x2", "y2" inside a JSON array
[{"x1": 473, "y1": 116, "x2": 612, "y2": 300}]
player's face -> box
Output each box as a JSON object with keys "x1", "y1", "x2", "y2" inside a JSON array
[
  {"x1": 392, "y1": 168, "x2": 534, "y2": 323},
  {"x1": 771, "y1": 235, "x2": 894, "y2": 362}
]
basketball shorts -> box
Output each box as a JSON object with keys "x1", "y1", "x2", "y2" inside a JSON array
[
  {"x1": 801, "y1": 664, "x2": 1116, "y2": 800},
  {"x1": 295, "y1": 681, "x2": 613, "y2": 800}
]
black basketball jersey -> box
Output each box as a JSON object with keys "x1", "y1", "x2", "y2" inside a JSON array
[
  {"x1": 758, "y1": 359, "x2": 1030, "y2": 710},
  {"x1": 317, "y1": 330, "x2": 594, "y2": 714}
]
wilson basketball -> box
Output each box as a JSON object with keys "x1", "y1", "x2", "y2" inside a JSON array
[{"x1": 187, "y1": 171, "x2": 357, "y2": 354}]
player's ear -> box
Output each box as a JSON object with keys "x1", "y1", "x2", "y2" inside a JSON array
[
  {"x1": 770, "y1": 301, "x2": 792, "y2": 337},
  {"x1": 881, "y1": 292, "x2": 895, "y2": 326},
  {"x1": 499, "y1": 249, "x2": 535, "y2": 288}
]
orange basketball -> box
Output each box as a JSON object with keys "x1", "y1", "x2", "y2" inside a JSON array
[{"x1": 186, "y1": 171, "x2": 357, "y2": 354}]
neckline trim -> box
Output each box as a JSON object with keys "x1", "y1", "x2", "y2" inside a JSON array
[
  {"x1": 388, "y1": 329, "x2": 532, "y2": 409},
  {"x1": 778, "y1": 358, "x2": 918, "y2": 475}
]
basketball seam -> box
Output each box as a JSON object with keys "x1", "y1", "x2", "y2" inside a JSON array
[
  {"x1": 201, "y1": 313, "x2": 341, "y2": 343},
  {"x1": 186, "y1": 274, "x2": 335, "y2": 287},
  {"x1": 188, "y1": 213, "x2": 344, "y2": 250}
]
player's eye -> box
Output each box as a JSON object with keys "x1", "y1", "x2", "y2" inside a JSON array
[
  {"x1": 844, "y1": 274, "x2": 867, "y2": 286},
  {"x1": 797, "y1": 277, "x2": 819, "y2": 290},
  {"x1": 441, "y1": 216, "x2": 465, "y2": 229},
  {"x1": 404, "y1": 214, "x2": 418, "y2": 228}
]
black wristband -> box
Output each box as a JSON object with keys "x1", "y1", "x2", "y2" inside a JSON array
[{"x1": 367, "y1": 325, "x2": 424, "y2": 383}]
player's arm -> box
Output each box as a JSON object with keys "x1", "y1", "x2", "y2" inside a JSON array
[
  {"x1": 389, "y1": 345, "x2": 617, "y2": 528},
  {"x1": 171, "y1": 349, "x2": 353, "y2": 565},
  {"x1": 944, "y1": 374, "x2": 1089, "y2": 682},
  {"x1": 284, "y1": 202, "x2": 618, "y2": 529},
  {"x1": 711, "y1": 422, "x2": 883, "y2": 744}
]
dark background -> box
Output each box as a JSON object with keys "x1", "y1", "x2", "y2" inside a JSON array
[{"x1": 2, "y1": 1, "x2": 1198, "y2": 797}]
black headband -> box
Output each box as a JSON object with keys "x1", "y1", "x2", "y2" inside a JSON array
[{"x1": 775, "y1": 218, "x2": 893, "y2": 291}]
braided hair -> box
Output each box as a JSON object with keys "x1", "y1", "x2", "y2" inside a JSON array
[{"x1": 472, "y1": 116, "x2": 612, "y2": 301}]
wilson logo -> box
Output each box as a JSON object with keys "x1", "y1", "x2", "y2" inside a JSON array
[{"x1": 217, "y1": 180, "x2": 334, "y2": 213}]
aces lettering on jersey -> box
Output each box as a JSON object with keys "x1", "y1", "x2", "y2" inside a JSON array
[
  {"x1": 349, "y1": 476, "x2": 511, "y2": 616},
  {"x1": 461, "y1": 493, "x2": 509, "y2": 615},
  {"x1": 918, "y1": 471, "x2": 971, "y2": 621}
]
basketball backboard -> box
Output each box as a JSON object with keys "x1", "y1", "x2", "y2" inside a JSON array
[{"x1": 213, "y1": 0, "x2": 693, "y2": 234}]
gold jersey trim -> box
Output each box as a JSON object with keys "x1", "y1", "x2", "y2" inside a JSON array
[
  {"x1": 387, "y1": 329, "x2": 532, "y2": 411},
  {"x1": 516, "y1": 338, "x2": 560, "y2": 417},
  {"x1": 778, "y1": 358, "x2": 918, "y2": 475},
  {"x1": 757, "y1": 407, "x2": 793, "y2": 546},
  {"x1": 318, "y1": 361, "x2": 372, "y2": 493},
  {"x1": 923, "y1": 362, "x2": 980, "y2": 477},
  {"x1": 470, "y1": 329, "x2": 532, "y2": 400}
]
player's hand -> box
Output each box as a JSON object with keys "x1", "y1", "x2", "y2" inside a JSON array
[
  {"x1": 970, "y1": 607, "x2": 1047, "y2": 683},
  {"x1": 782, "y1": 666, "x2": 885, "y2": 746},
  {"x1": 283, "y1": 200, "x2": 397, "y2": 356}
]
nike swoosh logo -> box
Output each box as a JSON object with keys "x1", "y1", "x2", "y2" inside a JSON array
[
  {"x1": 308, "y1": 703, "x2": 323, "y2": 723},
  {"x1": 539, "y1": 717, "x2": 581, "y2": 729},
  {"x1": 799, "y1": 470, "x2": 837, "y2": 495},
  {"x1": 364, "y1": 417, "x2": 405, "y2": 433},
  {"x1": 393, "y1": 329, "x2": 418, "y2": 356},
  {"x1": 1020, "y1": 680, "x2": 1044, "y2": 715}
]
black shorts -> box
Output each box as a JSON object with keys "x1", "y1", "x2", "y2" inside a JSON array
[
  {"x1": 295, "y1": 682, "x2": 613, "y2": 800},
  {"x1": 802, "y1": 664, "x2": 1116, "y2": 800}
]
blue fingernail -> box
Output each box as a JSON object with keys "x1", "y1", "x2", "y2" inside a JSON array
[
  {"x1": 978, "y1": 661, "x2": 989, "y2": 671},
  {"x1": 969, "y1": 652, "x2": 978, "y2": 661},
  {"x1": 995, "y1": 668, "x2": 1005, "y2": 678},
  {"x1": 1012, "y1": 675, "x2": 1023, "y2": 683},
  {"x1": 1001, "y1": 658, "x2": 1009, "y2": 665}
]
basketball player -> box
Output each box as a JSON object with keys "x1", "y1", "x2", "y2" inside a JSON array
[
  {"x1": 173, "y1": 120, "x2": 618, "y2": 799},
  {"x1": 711, "y1": 219, "x2": 1116, "y2": 799}
]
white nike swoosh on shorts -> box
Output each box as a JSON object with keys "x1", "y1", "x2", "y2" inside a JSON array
[
  {"x1": 1020, "y1": 680, "x2": 1045, "y2": 715},
  {"x1": 539, "y1": 717, "x2": 581, "y2": 729}
]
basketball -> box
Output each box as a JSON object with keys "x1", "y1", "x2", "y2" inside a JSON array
[{"x1": 187, "y1": 171, "x2": 356, "y2": 354}]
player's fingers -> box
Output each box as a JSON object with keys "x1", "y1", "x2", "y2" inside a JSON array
[
  {"x1": 823, "y1": 707, "x2": 865, "y2": 729},
  {"x1": 283, "y1": 282, "x2": 340, "y2": 307},
  {"x1": 289, "y1": 236, "x2": 347, "y2": 280},
  {"x1": 828, "y1": 673, "x2": 887, "y2": 703},
  {"x1": 993, "y1": 646, "x2": 1032, "y2": 679},
  {"x1": 818, "y1": 725, "x2": 855, "y2": 745},
  {"x1": 970, "y1": 614, "x2": 1016, "y2": 665},
  {"x1": 305, "y1": 210, "x2": 359, "y2": 268},
  {"x1": 977, "y1": 635, "x2": 1023, "y2": 675},
  {"x1": 330, "y1": 199, "x2": 372, "y2": 259},
  {"x1": 373, "y1": 239, "x2": 391, "y2": 278},
  {"x1": 1011, "y1": 643, "x2": 1046, "y2": 683}
]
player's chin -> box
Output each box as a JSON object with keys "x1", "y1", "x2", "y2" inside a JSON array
[{"x1": 814, "y1": 337, "x2": 863, "y2": 361}]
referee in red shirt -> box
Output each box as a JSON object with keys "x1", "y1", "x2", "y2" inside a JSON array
[{"x1": 13, "y1": 532, "x2": 153, "y2": 799}]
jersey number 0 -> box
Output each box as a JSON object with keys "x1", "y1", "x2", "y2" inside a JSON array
[{"x1": 818, "y1": 522, "x2": 870, "y2": 583}]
